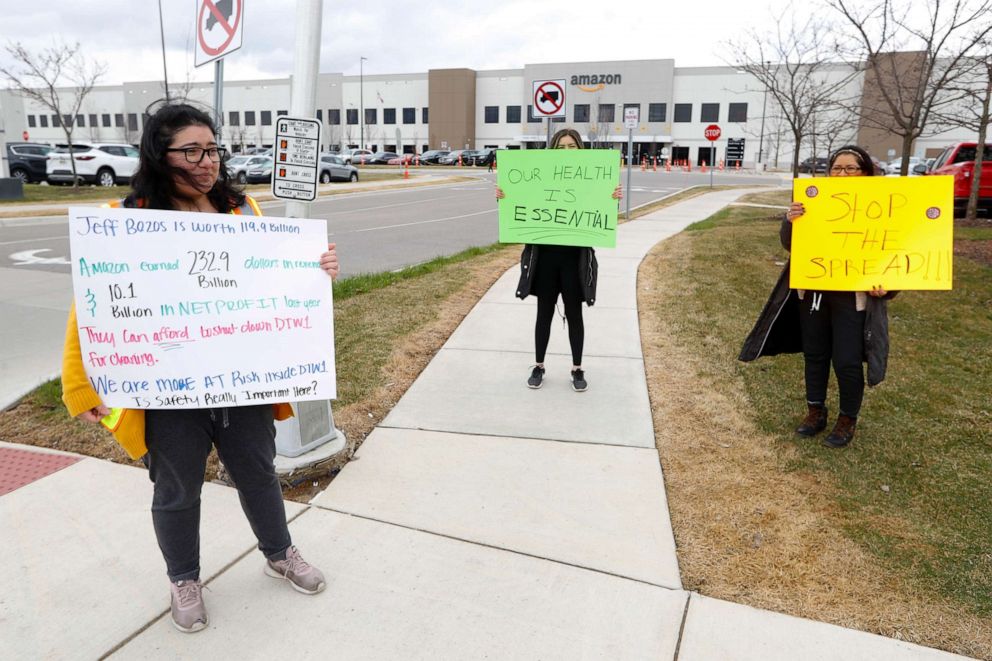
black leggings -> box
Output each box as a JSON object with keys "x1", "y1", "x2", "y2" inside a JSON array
[
  {"x1": 798, "y1": 290, "x2": 866, "y2": 417},
  {"x1": 534, "y1": 246, "x2": 584, "y2": 365}
]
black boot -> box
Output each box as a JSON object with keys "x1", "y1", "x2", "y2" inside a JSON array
[
  {"x1": 823, "y1": 414, "x2": 857, "y2": 448},
  {"x1": 795, "y1": 404, "x2": 828, "y2": 437}
]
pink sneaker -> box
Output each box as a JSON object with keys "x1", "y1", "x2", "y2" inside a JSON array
[
  {"x1": 169, "y1": 579, "x2": 208, "y2": 633},
  {"x1": 264, "y1": 546, "x2": 326, "y2": 594}
]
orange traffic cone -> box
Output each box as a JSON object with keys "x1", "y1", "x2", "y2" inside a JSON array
[
  {"x1": 665, "y1": 160, "x2": 671, "y2": 173},
  {"x1": 735, "y1": 161, "x2": 741, "y2": 172},
  {"x1": 652, "y1": 157, "x2": 657, "y2": 172},
  {"x1": 719, "y1": 159, "x2": 725, "y2": 171},
  {"x1": 404, "y1": 161, "x2": 409, "y2": 179},
  {"x1": 701, "y1": 162, "x2": 708, "y2": 173},
  {"x1": 415, "y1": 154, "x2": 420, "y2": 167},
  {"x1": 458, "y1": 154, "x2": 463, "y2": 167}
]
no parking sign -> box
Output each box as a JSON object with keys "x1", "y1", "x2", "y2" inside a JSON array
[{"x1": 194, "y1": 0, "x2": 245, "y2": 67}]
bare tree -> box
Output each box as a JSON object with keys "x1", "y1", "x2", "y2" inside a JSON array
[
  {"x1": 807, "y1": 100, "x2": 862, "y2": 173},
  {"x1": 828, "y1": 0, "x2": 992, "y2": 175},
  {"x1": 0, "y1": 41, "x2": 106, "y2": 188},
  {"x1": 729, "y1": 5, "x2": 861, "y2": 176}
]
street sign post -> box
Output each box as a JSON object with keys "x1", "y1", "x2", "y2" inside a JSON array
[
  {"x1": 272, "y1": 117, "x2": 321, "y2": 202},
  {"x1": 624, "y1": 107, "x2": 639, "y2": 220},
  {"x1": 533, "y1": 78, "x2": 566, "y2": 148},
  {"x1": 194, "y1": 0, "x2": 246, "y2": 145},
  {"x1": 705, "y1": 124, "x2": 721, "y2": 188}
]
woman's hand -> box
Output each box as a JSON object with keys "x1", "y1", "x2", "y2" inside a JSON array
[
  {"x1": 495, "y1": 186, "x2": 505, "y2": 200},
  {"x1": 786, "y1": 202, "x2": 806, "y2": 223},
  {"x1": 320, "y1": 243, "x2": 339, "y2": 281},
  {"x1": 77, "y1": 404, "x2": 111, "y2": 424},
  {"x1": 612, "y1": 184, "x2": 623, "y2": 200},
  {"x1": 868, "y1": 285, "x2": 888, "y2": 297}
]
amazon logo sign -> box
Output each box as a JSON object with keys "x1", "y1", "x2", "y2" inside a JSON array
[{"x1": 571, "y1": 74, "x2": 622, "y2": 92}]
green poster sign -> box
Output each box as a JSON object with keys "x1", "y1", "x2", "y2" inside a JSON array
[{"x1": 497, "y1": 149, "x2": 620, "y2": 248}]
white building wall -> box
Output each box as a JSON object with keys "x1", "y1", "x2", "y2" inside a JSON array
[
  {"x1": 340, "y1": 73, "x2": 429, "y2": 153},
  {"x1": 475, "y1": 70, "x2": 525, "y2": 148}
]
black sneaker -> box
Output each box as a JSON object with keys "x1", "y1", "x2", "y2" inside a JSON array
[
  {"x1": 527, "y1": 365, "x2": 545, "y2": 389},
  {"x1": 571, "y1": 369, "x2": 588, "y2": 392}
]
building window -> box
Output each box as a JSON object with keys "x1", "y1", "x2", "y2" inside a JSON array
[
  {"x1": 114, "y1": 114, "x2": 124, "y2": 127},
  {"x1": 526, "y1": 105, "x2": 540, "y2": 123},
  {"x1": 573, "y1": 104, "x2": 590, "y2": 122},
  {"x1": 276, "y1": 110, "x2": 287, "y2": 116},
  {"x1": 245, "y1": 111, "x2": 256, "y2": 126},
  {"x1": 328, "y1": 109, "x2": 341, "y2": 125},
  {"x1": 598, "y1": 104, "x2": 615, "y2": 123},
  {"x1": 229, "y1": 111, "x2": 240, "y2": 126},
  {"x1": 422, "y1": 107, "x2": 429, "y2": 123},
  {"x1": 506, "y1": 105, "x2": 521, "y2": 123},
  {"x1": 128, "y1": 113, "x2": 138, "y2": 131},
  {"x1": 484, "y1": 106, "x2": 499, "y2": 123},
  {"x1": 27, "y1": 115, "x2": 36, "y2": 128},
  {"x1": 728, "y1": 102, "x2": 748, "y2": 122},
  {"x1": 102, "y1": 114, "x2": 111, "y2": 127},
  {"x1": 73, "y1": 114, "x2": 83, "y2": 127},
  {"x1": 346, "y1": 109, "x2": 358, "y2": 125},
  {"x1": 402, "y1": 107, "x2": 415, "y2": 124},
  {"x1": 260, "y1": 111, "x2": 272, "y2": 126},
  {"x1": 365, "y1": 108, "x2": 377, "y2": 125},
  {"x1": 701, "y1": 103, "x2": 719, "y2": 123},
  {"x1": 316, "y1": 109, "x2": 323, "y2": 121},
  {"x1": 384, "y1": 108, "x2": 396, "y2": 124},
  {"x1": 39, "y1": 115, "x2": 48, "y2": 127},
  {"x1": 673, "y1": 104, "x2": 692, "y2": 123},
  {"x1": 648, "y1": 103, "x2": 666, "y2": 122},
  {"x1": 88, "y1": 113, "x2": 97, "y2": 127}
]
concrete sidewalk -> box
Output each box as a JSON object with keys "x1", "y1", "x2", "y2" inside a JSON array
[{"x1": 0, "y1": 190, "x2": 970, "y2": 660}]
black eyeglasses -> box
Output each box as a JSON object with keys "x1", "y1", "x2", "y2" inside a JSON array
[
  {"x1": 829, "y1": 165, "x2": 862, "y2": 174},
  {"x1": 166, "y1": 146, "x2": 228, "y2": 163}
]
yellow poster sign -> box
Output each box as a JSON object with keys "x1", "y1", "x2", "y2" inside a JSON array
[{"x1": 790, "y1": 175, "x2": 954, "y2": 291}]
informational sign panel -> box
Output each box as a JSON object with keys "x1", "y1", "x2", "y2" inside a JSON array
[
  {"x1": 726, "y1": 138, "x2": 745, "y2": 165},
  {"x1": 624, "y1": 107, "x2": 639, "y2": 129},
  {"x1": 194, "y1": 0, "x2": 244, "y2": 67},
  {"x1": 532, "y1": 79, "x2": 567, "y2": 118},
  {"x1": 497, "y1": 150, "x2": 619, "y2": 248},
  {"x1": 790, "y1": 176, "x2": 954, "y2": 291},
  {"x1": 272, "y1": 117, "x2": 321, "y2": 201},
  {"x1": 68, "y1": 206, "x2": 336, "y2": 409}
]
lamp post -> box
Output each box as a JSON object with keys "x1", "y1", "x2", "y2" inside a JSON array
[
  {"x1": 157, "y1": 0, "x2": 170, "y2": 102},
  {"x1": 758, "y1": 60, "x2": 770, "y2": 167},
  {"x1": 359, "y1": 56, "x2": 367, "y2": 150}
]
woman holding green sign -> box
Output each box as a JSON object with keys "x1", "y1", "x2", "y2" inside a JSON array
[
  {"x1": 496, "y1": 128, "x2": 621, "y2": 391},
  {"x1": 740, "y1": 145, "x2": 896, "y2": 449},
  {"x1": 61, "y1": 103, "x2": 339, "y2": 633}
]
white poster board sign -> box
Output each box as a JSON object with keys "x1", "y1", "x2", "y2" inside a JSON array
[{"x1": 68, "y1": 206, "x2": 335, "y2": 409}]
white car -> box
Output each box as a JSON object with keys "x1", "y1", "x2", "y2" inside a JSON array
[
  {"x1": 46, "y1": 143, "x2": 139, "y2": 186},
  {"x1": 884, "y1": 157, "x2": 923, "y2": 175},
  {"x1": 338, "y1": 148, "x2": 373, "y2": 165}
]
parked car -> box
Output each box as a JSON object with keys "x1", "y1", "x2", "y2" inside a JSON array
[
  {"x1": 226, "y1": 155, "x2": 270, "y2": 184},
  {"x1": 927, "y1": 142, "x2": 992, "y2": 215},
  {"x1": 386, "y1": 154, "x2": 416, "y2": 165},
  {"x1": 438, "y1": 149, "x2": 478, "y2": 165},
  {"x1": 884, "y1": 156, "x2": 924, "y2": 175},
  {"x1": 797, "y1": 157, "x2": 828, "y2": 174},
  {"x1": 5, "y1": 142, "x2": 53, "y2": 183},
  {"x1": 318, "y1": 153, "x2": 359, "y2": 183},
  {"x1": 417, "y1": 150, "x2": 450, "y2": 165},
  {"x1": 245, "y1": 158, "x2": 273, "y2": 184},
  {"x1": 46, "y1": 143, "x2": 139, "y2": 186},
  {"x1": 364, "y1": 151, "x2": 399, "y2": 165},
  {"x1": 339, "y1": 148, "x2": 373, "y2": 165},
  {"x1": 243, "y1": 147, "x2": 272, "y2": 156},
  {"x1": 473, "y1": 148, "x2": 497, "y2": 167}
]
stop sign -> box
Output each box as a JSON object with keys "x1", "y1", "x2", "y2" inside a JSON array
[
  {"x1": 22, "y1": 130, "x2": 29, "y2": 140},
  {"x1": 704, "y1": 124, "x2": 721, "y2": 141}
]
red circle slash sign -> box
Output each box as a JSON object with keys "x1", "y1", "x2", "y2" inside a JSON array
[
  {"x1": 534, "y1": 81, "x2": 565, "y2": 115},
  {"x1": 198, "y1": 0, "x2": 243, "y2": 57}
]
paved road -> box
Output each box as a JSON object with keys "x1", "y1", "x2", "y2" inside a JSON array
[{"x1": 0, "y1": 170, "x2": 786, "y2": 277}]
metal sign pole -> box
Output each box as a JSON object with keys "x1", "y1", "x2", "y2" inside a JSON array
[
  {"x1": 546, "y1": 117, "x2": 551, "y2": 147},
  {"x1": 626, "y1": 127, "x2": 633, "y2": 220},
  {"x1": 213, "y1": 59, "x2": 224, "y2": 142},
  {"x1": 710, "y1": 143, "x2": 715, "y2": 189}
]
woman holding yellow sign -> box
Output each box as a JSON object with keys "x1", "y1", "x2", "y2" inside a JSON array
[
  {"x1": 740, "y1": 145, "x2": 896, "y2": 448},
  {"x1": 61, "y1": 103, "x2": 338, "y2": 633},
  {"x1": 495, "y1": 128, "x2": 621, "y2": 392}
]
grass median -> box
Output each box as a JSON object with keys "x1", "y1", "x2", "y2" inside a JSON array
[{"x1": 638, "y1": 190, "x2": 991, "y2": 656}]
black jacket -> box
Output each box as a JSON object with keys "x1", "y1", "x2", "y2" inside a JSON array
[
  {"x1": 739, "y1": 218, "x2": 894, "y2": 386},
  {"x1": 515, "y1": 244, "x2": 598, "y2": 305}
]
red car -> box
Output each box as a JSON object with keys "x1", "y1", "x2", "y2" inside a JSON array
[
  {"x1": 386, "y1": 154, "x2": 416, "y2": 165},
  {"x1": 927, "y1": 142, "x2": 992, "y2": 215}
]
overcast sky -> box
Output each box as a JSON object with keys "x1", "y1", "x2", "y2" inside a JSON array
[{"x1": 0, "y1": 0, "x2": 801, "y2": 86}]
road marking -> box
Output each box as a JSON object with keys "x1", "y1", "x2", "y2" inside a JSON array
[
  {"x1": 10, "y1": 249, "x2": 70, "y2": 265},
  {"x1": 0, "y1": 235, "x2": 68, "y2": 246},
  {"x1": 350, "y1": 209, "x2": 493, "y2": 233}
]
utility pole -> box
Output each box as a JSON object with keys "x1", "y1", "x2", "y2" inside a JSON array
[
  {"x1": 359, "y1": 56, "x2": 367, "y2": 150},
  {"x1": 757, "y1": 61, "x2": 770, "y2": 168},
  {"x1": 158, "y1": 0, "x2": 170, "y2": 101}
]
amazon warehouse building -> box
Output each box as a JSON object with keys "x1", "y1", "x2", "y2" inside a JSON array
[{"x1": 0, "y1": 57, "x2": 972, "y2": 169}]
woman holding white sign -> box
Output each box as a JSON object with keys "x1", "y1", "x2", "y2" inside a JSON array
[
  {"x1": 496, "y1": 128, "x2": 621, "y2": 391},
  {"x1": 740, "y1": 145, "x2": 896, "y2": 449},
  {"x1": 61, "y1": 103, "x2": 339, "y2": 633}
]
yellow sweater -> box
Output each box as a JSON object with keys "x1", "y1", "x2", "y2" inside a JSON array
[{"x1": 61, "y1": 195, "x2": 293, "y2": 459}]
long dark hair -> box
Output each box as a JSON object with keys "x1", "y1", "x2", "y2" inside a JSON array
[
  {"x1": 549, "y1": 128, "x2": 584, "y2": 149},
  {"x1": 828, "y1": 145, "x2": 877, "y2": 176},
  {"x1": 125, "y1": 102, "x2": 245, "y2": 212}
]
